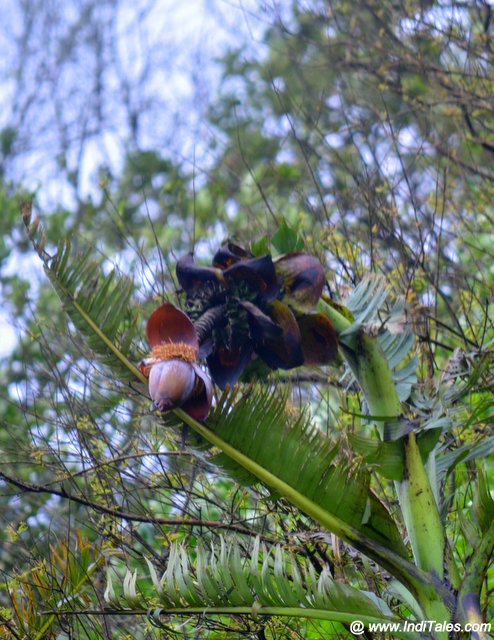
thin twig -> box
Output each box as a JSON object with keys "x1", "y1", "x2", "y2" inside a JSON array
[{"x1": 0, "y1": 470, "x2": 271, "y2": 539}]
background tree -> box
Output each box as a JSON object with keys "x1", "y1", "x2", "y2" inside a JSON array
[{"x1": 1, "y1": 1, "x2": 494, "y2": 638}]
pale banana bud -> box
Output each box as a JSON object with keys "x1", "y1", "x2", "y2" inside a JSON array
[{"x1": 148, "y1": 359, "x2": 196, "y2": 411}]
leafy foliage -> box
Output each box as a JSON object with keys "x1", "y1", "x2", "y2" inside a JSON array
[
  {"x1": 207, "y1": 385, "x2": 407, "y2": 557},
  {"x1": 23, "y1": 202, "x2": 143, "y2": 381},
  {"x1": 107, "y1": 536, "x2": 394, "y2": 624},
  {"x1": 2, "y1": 1, "x2": 494, "y2": 638},
  {"x1": 342, "y1": 275, "x2": 418, "y2": 401}
]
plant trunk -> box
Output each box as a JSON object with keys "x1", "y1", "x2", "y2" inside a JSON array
[{"x1": 318, "y1": 299, "x2": 455, "y2": 637}]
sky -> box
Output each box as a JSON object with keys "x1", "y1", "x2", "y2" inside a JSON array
[
  {"x1": 0, "y1": 0, "x2": 267, "y2": 358},
  {"x1": 1, "y1": 0, "x2": 266, "y2": 210}
]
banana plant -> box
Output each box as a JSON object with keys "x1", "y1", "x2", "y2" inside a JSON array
[
  {"x1": 103, "y1": 536, "x2": 413, "y2": 637},
  {"x1": 21, "y1": 206, "x2": 494, "y2": 639}
]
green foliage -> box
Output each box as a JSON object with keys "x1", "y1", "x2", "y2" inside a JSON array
[
  {"x1": 23, "y1": 203, "x2": 143, "y2": 381},
  {"x1": 473, "y1": 469, "x2": 494, "y2": 535},
  {"x1": 207, "y1": 385, "x2": 407, "y2": 557},
  {"x1": 7, "y1": 533, "x2": 105, "y2": 640},
  {"x1": 271, "y1": 220, "x2": 305, "y2": 254},
  {"x1": 12, "y1": 195, "x2": 494, "y2": 636},
  {"x1": 3, "y1": 1, "x2": 494, "y2": 638},
  {"x1": 342, "y1": 275, "x2": 418, "y2": 401},
  {"x1": 106, "y1": 537, "x2": 395, "y2": 626}
]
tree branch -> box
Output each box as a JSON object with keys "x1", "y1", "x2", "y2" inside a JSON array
[{"x1": 0, "y1": 470, "x2": 269, "y2": 539}]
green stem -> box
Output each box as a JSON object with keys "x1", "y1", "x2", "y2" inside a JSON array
[
  {"x1": 318, "y1": 298, "x2": 453, "y2": 631},
  {"x1": 57, "y1": 283, "x2": 144, "y2": 381},
  {"x1": 174, "y1": 408, "x2": 443, "y2": 604},
  {"x1": 44, "y1": 606, "x2": 420, "y2": 639},
  {"x1": 397, "y1": 433, "x2": 445, "y2": 578},
  {"x1": 318, "y1": 299, "x2": 401, "y2": 416},
  {"x1": 347, "y1": 331, "x2": 403, "y2": 415},
  {"x1": 456, "y1": 518, "x2": 494, "y2": 640}
]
